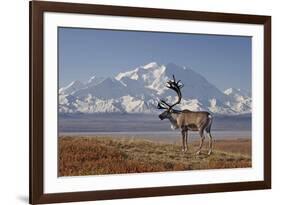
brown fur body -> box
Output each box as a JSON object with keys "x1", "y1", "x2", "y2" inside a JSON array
[
  {"x1": 159, "y1": 109, "x2": 213, "y2": 155},
  {"x1": 177, "y1": 109, "x2": 211, "y2": 131}
]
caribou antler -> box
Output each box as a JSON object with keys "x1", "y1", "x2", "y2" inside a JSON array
[
  {"x1": 166, "y1": 75, "x2": 184, "y2": 108},
  {"x1": 157, "y1": 99, "x2": 171, "y2": 110},
  {"x1": 157, "y1": 75, "x2": 184, "y2": 110}
]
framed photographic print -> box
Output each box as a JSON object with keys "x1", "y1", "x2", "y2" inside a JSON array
[{"x1": 29, "y1": 1, "x2": 271, "y2": 204}]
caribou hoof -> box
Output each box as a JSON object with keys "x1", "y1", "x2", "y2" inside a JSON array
[
  {"x1": 182, "y1": 148, "x2": 188, "y2": 152},
  {"x1": 196, "y1": 150, "x2": 201, "y2": 155},
  {"x1": 208, "y1": 150, "x2": 213, "y2": 155}
]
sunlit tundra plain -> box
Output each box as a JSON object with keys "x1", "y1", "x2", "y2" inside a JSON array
[{"x1": 59, "y1": 136, "x2": 251, "y2": 176}]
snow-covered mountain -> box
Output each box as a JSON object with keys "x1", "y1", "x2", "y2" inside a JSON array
[
  {"x1": 59, "y1": 62, "x2": 252, "y2": 115},
  {"x1": 223, "y1": 88, "x2": 252, "y2": 114},
  {"x1": 59, "y1": 80, "x2": 85, "y2": 95}
]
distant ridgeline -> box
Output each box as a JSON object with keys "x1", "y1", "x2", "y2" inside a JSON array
[{"x1": 58, "y1": 113, "x2": 251, "y2": 133}]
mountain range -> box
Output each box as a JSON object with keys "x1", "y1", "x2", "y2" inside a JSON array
[{"x1": 59, "y1": 62, "x2": 251, "y2": 115}]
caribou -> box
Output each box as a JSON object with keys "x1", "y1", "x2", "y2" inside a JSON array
[{"x1": 157, "y1": 75, "x2": 214, "y2": 155}]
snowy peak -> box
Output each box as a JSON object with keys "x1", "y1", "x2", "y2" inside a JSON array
[
  {"x1": 224, "y1": 88, "x2": 240, "y2": 96},
  {"x1": 224, "y1": 88, "x2": 250, "y2": 97},
  {"x1": 143, "y1": 62, "x2": 159, "y2": 69},
  {"x1": 88, "y1": 76, "x2": 96, "y2": 83},
  {"x1": 87, "y1": 76, "x2": 105, "y2": 87},
  {"x1": 115, "y1": 62, "x2": 167, "y2": 94},
  {"x1": 223, "y1": 88, "x2": 251, "y2": 114},
  {"x1": 115, "y1": 68, "x2": 139, "y2": 81},
  {"x1": 115, "y1": 62, "x2": 162, "y2": 81},
  {"x1": 72, "y1": 77, "x2": 129, "y2": 99},
  {"x1": 59, "y1": 80, "x2": 85, "y2": 95},
  {"x1": 98, "y1": 77, "x2": 120, "y2": 86}
]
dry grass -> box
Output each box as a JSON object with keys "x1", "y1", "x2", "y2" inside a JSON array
[{"x1": 59, "y1": 136, "x2": 251, "y2": 176}]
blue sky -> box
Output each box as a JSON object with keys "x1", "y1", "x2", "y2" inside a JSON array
[{"x1": 58, "y1": 27, "x2": 252, "y2": 91}]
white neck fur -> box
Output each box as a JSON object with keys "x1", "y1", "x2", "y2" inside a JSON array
[{"x1": 168, "y1": 112, "x2": 179, "y2": 130}]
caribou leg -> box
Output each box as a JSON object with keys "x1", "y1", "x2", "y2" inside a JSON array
[
  {"x1": 185, "y1": 130, "x2": 188, "y2": 151},
  {"x1": 181, "y1": 130, "x2": 186, "y2": 152},
  {"x1": 207, "y1": 131, "x2": 213, "y2": 155},
  {"x1": 196, "y1": 128, "x2": 205, "y2": 155}
]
